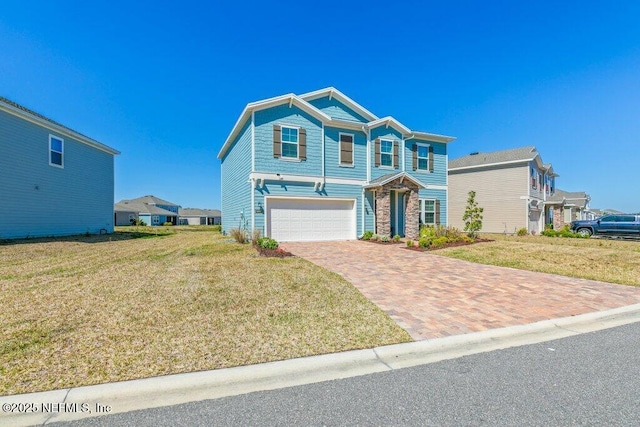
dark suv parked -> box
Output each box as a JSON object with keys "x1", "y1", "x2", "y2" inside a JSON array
[{"x1": 570, "y1": 214, "x2": 640, "y2": 237}]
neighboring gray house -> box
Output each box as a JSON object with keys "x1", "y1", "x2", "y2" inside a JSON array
[
  {"x1": 0, "y1": 96, "x2": 119, "y2": 239},
  {"x1": 115, "y1": 195, "x2": 179, "y2": 226},
  {"x1": 545, "y1": 189, "x2": 591, "y2": 228},
  {"x1": 178, "y1": 208, "x2": 221, "y2": 225},
  {"x1": 448, "y1": 146, "x2": 558, "y2": 234}
]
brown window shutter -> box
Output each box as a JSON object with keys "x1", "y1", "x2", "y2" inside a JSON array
[
  {"x1": 375, "y1": 138, "x2": 380, "y2": 167},
  {"x1": 435, "y1": 199, "x2": 441, "y2": 225},
  {"x1": 273, "y1": 125, "x2": 281, "y2": 158},
  {"x1": 412, "y1": 143, "x2": 417, "y2": 170},
  {"x1": 340, "y1": 136, "x2": 353, "y2": 165},
  {"x1": 299, "y1": 128, "x2": 306, "y2": 160},
  {"x1": 393, "y1": 140, "x2": 399, "y2": 169},
  {"x1": 428, "y1": 145, "x2": 434, "y2": 172}
]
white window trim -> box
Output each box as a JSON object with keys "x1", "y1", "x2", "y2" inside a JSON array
[
  {"x1": 419, "y1": 198, "x2": 436, "y2": 226},
  {"x1": 338, "y1": 132, "x2": 355, "y2": 167},
  {"x1": 49, "y1": 134, "x2": 64, "y2": 168},
  {"x1": 280, "y1": 124, "x2": 300, "y2": 160},
  {"x1": 380, "y1": 138, "x2": 394, "y2": 169},
  {"x1": 416, "y1": 142, "x2": 430, "y2": 172}
]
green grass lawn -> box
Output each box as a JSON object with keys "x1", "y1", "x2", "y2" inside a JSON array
[
  {"x1": 0, "y1": 227, "x2": 411, "y2": 395},
  {"x1": 437, "y1": 233, "x2": 640, "y2": 287}
]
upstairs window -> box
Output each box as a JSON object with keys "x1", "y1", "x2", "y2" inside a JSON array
[
  {"x1": 530, "y1": 168, "x2": 537, "y2": 189},
  {"x1": 281, "y1": 126, "x2": 299, "y2": 158},
  {"x1": 339, "y1": 133, "x2": 354, "y2": 166},
  {"x1": 380, "y1": 139, "x2": 393, "y2": 167},
  {"x1": 49, "y1": 135, "x2": 64, "y2": 168}
]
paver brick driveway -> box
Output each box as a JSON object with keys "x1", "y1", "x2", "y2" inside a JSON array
[{"x1": 281, "y1": 241, "x2": 640, "y2": 340}]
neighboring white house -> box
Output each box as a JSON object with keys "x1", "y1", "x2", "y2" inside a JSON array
[
  {"x1": 178, "y1": 208, "x2": 221, "y2": 225},
  {"x1": 0, "y1": 96, "x2": 120, "y2": 239}
]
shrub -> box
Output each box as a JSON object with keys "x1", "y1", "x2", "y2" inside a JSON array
[
  {"x1": 380, "y1": 235, "x2": 390, "y2": 242},
  {"x1": 431, "y1": 236, "x2": 449, "y2": 248},
  {"x1": 211, "y1": 225, "x2": 222, "y2": 232},
  {"x1": 257, "y1": 237, "x2": 279, "y2": 250},
  {"x1": 162, "y1": 222, "x2": 173, "y2": 226},
  {"x1": 418, "y1": 237, "x2": 432, "y2": 248},
  {"x1": 420, "y1": 225, "x2": 437, "y2": 239},
  {"x1": 462, "y1": 236, "x2": 475, "y2": 243},
  {"x1": 541, "y1": 228, "x2": 558, "y2": 237},
  {"x1": 516, "y1": 228, "x2": 528, "y2": 236},
  {"x1": 406, "y1": 239, "x2": 414, "y2": 247},
  {"x1": 370, "y1": 234, "x2": 380, "y2": 242},
  {"x1": 230, "y1": 228, "x2": 249, "y2": 244},
  {"x1": 444, "y1": 227, "x2": 464, "y2": 242},
  {"x1": 252, "y1": 229, "x2": 262, "y2": 245},
  {"x1": 362, "y1": 231, "x2": 374, "y2": 241},
  {"x1": 130, "y1": 218, "x2": 146, "y2": 226},
  {"x1": 462, "y1": 190, "x2": 484, "y2": 238},
  {"x1": 393, "y1": 234, "x2": 401, "y2": 242}
]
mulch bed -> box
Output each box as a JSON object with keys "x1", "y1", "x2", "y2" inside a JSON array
[
  {"x1": 254, "y1": 245, "x2": 294, "y2": 258},
  {"x1": 360, "y1": 239, "x2": 403, "y2": 245},
  {"x1": 404, "y1": 238, "x2": 493, "y2": 251}
]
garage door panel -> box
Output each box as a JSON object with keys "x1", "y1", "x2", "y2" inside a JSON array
[{"x1": 267, "y1": 198, "x2": 355, "y2": 242}]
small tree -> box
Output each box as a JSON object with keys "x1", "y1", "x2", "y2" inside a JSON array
[{"x1": 462, "y1": 190, "x2": 484, "y2": 238}]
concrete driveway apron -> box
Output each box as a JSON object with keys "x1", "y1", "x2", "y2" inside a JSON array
[{"x1": 281, "y1": 241, "x2": 640, "y2": 340}]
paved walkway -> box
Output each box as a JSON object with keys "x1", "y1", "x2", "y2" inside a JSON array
[{"x1": 281, "y1": 241, "x2": 640, "y2": 340}]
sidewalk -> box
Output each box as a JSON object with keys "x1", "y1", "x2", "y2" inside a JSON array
[{"x1": 3, "y1": 304, "x2": 640, "y2": 426}]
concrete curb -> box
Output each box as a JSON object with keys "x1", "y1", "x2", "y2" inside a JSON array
[{"x1": 3, "y1": 303, "x2": 640, "y2": 426}]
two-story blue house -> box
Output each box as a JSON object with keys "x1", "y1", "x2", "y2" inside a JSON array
[
  {"x1": 218, "y1": 88, "x2": 454, "y2": 242},
  {"x1": 0, "y1": 96, "x2": 119, "y2": 239}
]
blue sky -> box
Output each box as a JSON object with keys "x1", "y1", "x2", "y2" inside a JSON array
[{"x1": 2, "y1": 1, "x2": 639, "y2": 212}]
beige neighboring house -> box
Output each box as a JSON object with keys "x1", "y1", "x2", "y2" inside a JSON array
[
  {"x1": 448, "y1": 146, "x2": 558, "y2": 234},
  {"x1": 178, "y1": 208, "x2": 221, "y2": 225},
  {"x1": 545, "y1": 189, "x2": 592, "y2": 229}
]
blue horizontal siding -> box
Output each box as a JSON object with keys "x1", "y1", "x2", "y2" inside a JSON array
[
  {"x1": 324, "y1": 126, "x2": 367, "y2": 180},
  {"x1": 220, "y1": 118, "x2": 252, "y2": 235},
  {"x1": 404, "y1": 139, "x2": 447, "y2": 187},
  {"x1": 0, "y1": 109, "x2": 115, "y2": 239},
  {"x1": 370, "y1": 127, "x2": 403, "y2": 181},
  {"x1": 254, "y1": 104, "x2": 323, "y2": 176},
  {"x1": 306, "y1": 97, "x2": 369, "y2": 123},
  {"x1": 419, "y1": 188, "x2": 448, "y2": 226}
]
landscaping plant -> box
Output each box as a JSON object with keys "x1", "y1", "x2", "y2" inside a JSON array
[{"x1": 462, "y1": 190, "x2": 484, "y2": 238}]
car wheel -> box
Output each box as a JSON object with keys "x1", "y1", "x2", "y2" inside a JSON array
[{"x1": 577, "y1": 228, "x2": 592, "y2": 237}]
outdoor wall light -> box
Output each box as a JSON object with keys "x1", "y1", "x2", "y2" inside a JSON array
[{"x1": 255, "y1": 203, "x2": 264, "y2": 214}]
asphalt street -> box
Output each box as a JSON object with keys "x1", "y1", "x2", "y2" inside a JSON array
[{"x1": 51, "y1": 321, "x2": 640, "y2": 426}]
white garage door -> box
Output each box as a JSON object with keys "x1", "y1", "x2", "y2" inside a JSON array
[{"x1": 267, "y1": 198, "x2": 356, "y2": 242}]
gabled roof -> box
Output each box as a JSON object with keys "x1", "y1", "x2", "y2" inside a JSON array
[
  {"x1": 0, "y1": 96, "x2": 120, "y2": 155},
  {"x1": 363, "y1": 171, "x2": 427, "y2": 189},
  {"x1": 179, "y1": 208, "x2": 221, "y2": 217},
  {"x1": 367, "y1": 116, "x2": 412, "y2": 135},
  {"x1": 449, "y1": 146, "x2": 542, "y2": 171},
  {"x1": 122, "y1": 195, "x2": 180, "y2": 207},
  {"x1": 218, "y1": 88, "x2": 456, "y2": 159},
  {"x1": 115, "y1": 201, "x2": 177, "y2": 216},
  {"x1": 298, "y1": 87, "x2": 379, "y2": 122},
  {"x1": 218, "y1": 93, "x2": 331, "y2": 159},
  {"x1": 547, "y1": 189, "x2": 590, "y2": 208}
]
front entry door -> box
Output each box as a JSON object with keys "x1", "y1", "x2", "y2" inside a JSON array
[{"x1": 390, "y1": 190, "x2": 406, "y2": 237}]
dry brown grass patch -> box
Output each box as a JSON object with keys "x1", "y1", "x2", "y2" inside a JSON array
[
  {"x1": 437, "y1": 233, "x2": 640, "y2": 286},
  {"x1": 0, "y1": 228, "x2": 410, "y2": 395}
]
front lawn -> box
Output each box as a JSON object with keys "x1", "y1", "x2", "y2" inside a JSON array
[
  {"x1": 437, "y1": 234, "x2": 640, "y2": 287},
  {"x1": 0, "y1": 227, "x2": 410, "y2": 395}
]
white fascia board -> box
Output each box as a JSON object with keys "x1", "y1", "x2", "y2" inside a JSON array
[
  {"x1": 448, "y1": 158, "x2": 535, "y2": 172},
  {"x1": 0, "y1": 101, "x2": 120, "y2": 155},
  {"x1": 367, "y1": 116, "x2": 411, "y2": 135},
  {"x1": 410, "y1": 131, "x2": 456, "y2": 143},
  {"x1": 364, "y1": 172, "x2": 427, "y2": 189},
  {"x1": 298, "y1": 87, "x2": 379, "y2": 121},
  {"x1": 249, "y1": 172, "x2": 366, "y2": 186}
]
